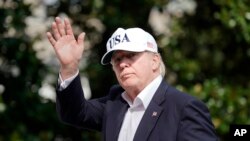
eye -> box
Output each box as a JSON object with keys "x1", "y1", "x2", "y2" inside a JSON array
[
  {"x1": 111, "y1": 56, "x2": 121, "y2": 65},
  {"x1": 115, "y1": 57, "x2": 122, "y2": 63},
  {"x1": 126, "y1": 52, "x2": 137, "y2": 59}
]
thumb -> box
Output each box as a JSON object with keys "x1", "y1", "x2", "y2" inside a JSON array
[{"x1": 77, "y1": 32, "x2": 85, "y2": 47}]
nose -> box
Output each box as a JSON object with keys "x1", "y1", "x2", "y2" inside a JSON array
[{"x1": 118, "y1": 58, "x2": 130, "y2": 69}]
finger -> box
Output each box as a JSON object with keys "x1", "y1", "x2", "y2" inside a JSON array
[
  {"x1": 52, "y1": 22, "x2": 61, "y2": 40},
  {"x1": 64, "y1": 18, "x2": 74, "y2": 36},
  {"x1": 55, "y1": 17, "x2": 66, "y2": 36},
  {"x1": 46, "y1": 32, "x2": 57, "y2": 47},
  {"x1": 77, "y1": 32, "x2": 85, "y2": 47}
]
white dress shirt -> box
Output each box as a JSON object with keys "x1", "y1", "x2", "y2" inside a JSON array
[
  {"x1": 58, "y1": 70, "x2": 79, "y2": 91},
  {"x1": 118, "y1": 75, "x2": 163, "y2": 141}
]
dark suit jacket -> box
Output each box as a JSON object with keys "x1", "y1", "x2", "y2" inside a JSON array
[{"x1": 56, "y1": 75, "x2": 218, "y2": 141}]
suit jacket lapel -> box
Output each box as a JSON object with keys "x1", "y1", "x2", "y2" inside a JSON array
[
  {"x1": 105, "y1": 97, "x2": 128, "y2": 141},
  {"x1": 133, "y1": 102, "x2": 163, "y2": 141},
  {"x1": 133, "y1": 80, "x2": 169, "y2": 141}
]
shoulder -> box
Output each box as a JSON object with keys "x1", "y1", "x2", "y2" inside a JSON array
[
  {"x1": 159, "y1": 82, "x2": 214, "y2": 123},
  {"x1": 166, "y1": 85, "x2": 197, "y2": 102},
  {"x1": 158, "y1": 81, "x2": 197, "y2": 102},
  {"x1": 106, "y1": 84, "x2": 124, "y2": 100},
  {"x1": 159, "y1": 81, "x2": 207, "y2": 111}
]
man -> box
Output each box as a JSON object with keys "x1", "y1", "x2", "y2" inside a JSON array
[{"x1": 47, "y1": 17, "x2": 218, "y2": 141}]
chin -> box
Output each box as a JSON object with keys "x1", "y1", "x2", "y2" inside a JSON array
[{"x1": 120, "y1": 80, "x2": 139, "y2": 89}]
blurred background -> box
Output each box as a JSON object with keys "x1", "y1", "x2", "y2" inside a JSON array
[{"x1": 0, "y1": 0, "x2": 250, "y2": 140}]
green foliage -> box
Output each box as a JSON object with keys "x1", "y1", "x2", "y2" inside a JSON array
[
  {"x1": 0, "y1": 0, "x2": 249, "y2": 140},
  {"x1": 162, "y1": 0, "x2": 250, "y2": 140},
  {"x1": 215, "y1": 0, "x2": 250, "y2": 42},
  {"x1": 0, "y1": 1, "x2": 56, "y2": 140}
]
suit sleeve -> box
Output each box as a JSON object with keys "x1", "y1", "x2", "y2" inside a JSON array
[
  {"x1": 56, "y1": 74, "x2": 106, "y2": 131},
  {"x1": 177, "y1": 99, "x2": 218, "y2": 141}
]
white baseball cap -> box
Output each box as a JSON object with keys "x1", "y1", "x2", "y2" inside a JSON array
[{"x1": 101, "y1": 27, "x2": 158, "y2": 65}]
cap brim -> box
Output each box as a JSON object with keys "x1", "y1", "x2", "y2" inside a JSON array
[
  {"x1": 101, "y1": 42, "x2": 150, "y2": 65},
  {"x1": 101, "y1": 46, "x2": 145, "y2": 65},
  {"x1": 101, "y1": 50, "x2": 115, "y2": 65}
]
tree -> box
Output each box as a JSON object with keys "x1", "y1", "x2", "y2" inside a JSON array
[{"x1": 1, "y1": 0, "x2": 249, "y2": 140}]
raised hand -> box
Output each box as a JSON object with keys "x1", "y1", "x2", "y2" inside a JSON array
[{"x1": 47, "y1": 17, "x2": 85, "y2": 80}]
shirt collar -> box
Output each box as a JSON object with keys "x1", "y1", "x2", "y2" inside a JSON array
[{"x1": 122, "y1": 75, "x2": 163, "y2": 109}]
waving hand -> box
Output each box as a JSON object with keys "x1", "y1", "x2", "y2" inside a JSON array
[{"x1": 47, "y1": 17, "x2": 85, "y2": 80}]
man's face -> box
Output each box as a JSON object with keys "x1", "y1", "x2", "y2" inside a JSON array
[{"x1": 111, "y1": 50, "x2": 159, "y2": 93}]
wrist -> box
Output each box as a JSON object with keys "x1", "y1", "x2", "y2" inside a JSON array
[{"x1": 60, "y1": 64, "x2": 78, "y2": 80}]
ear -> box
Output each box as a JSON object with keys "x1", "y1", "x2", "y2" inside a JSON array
[{"x1": 151, "y1": 53, "x2": 161, "y2": 71}]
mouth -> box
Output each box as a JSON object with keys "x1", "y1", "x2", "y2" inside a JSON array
[{"x1": 120, "y1": 73, "x2": 133, "y2": 80}]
